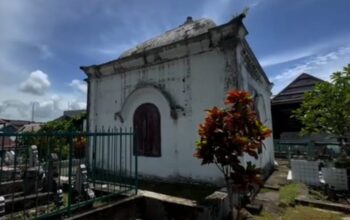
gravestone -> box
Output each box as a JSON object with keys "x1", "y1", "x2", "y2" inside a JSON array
[
  {"x1": 28, "y1": 145, "x2": 39, "y2": 167},
  {"x1": 75, "y1": 164, "x2": 95, "y2": 200},
  {"x1": 42, "y1": 153, "x2": 59, "y2": 193},
  {"x1": 0, "y1": 196, "x2": 5, "y2": 218},
  {"x1": 322, "y1": 167, "x2": 349, "y2": 191},
  {"x1": 291, "y1": 159, "x2": 320, "y2": 186}
]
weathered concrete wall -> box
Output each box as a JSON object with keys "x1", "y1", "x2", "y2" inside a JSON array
[
  {"x1": 89, "y1": 47, "x2": 230, "y2": 184},
  {"x1": 235, "y1": 41, "x2": 275, "y2": 177},
  {"x1": 69, "y1": 194, "x2": 208, "y2": 220},
  {"x1": 86, "y1": 18, "x2": 274, "y2": 184}
]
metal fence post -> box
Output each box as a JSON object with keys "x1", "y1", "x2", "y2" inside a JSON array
[
  {"x1": 308, "y1": 140, "x2": 315, "y2": 159},
  {"x1": 0, "y1": 134, "x2": 4, "y2": 184},
  {"x1": 92, "y1": 130, "x2": 97, "y2": 188},
  {"x1": 67, "y1": 133, "x2": 73, "y2": 216},
  {"x1": 0, "y1": 131, "x2": 137, "y2": 218},
  {"x1": 119, "y1": 127, "x2": 123, "y2": 188},
  {"x1": 134, "y1": 129, "x2": 138, "y2": 194}
]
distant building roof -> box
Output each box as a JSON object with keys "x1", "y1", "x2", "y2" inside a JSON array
[
  {"x1": 272, "y1": 73, "x2": 325, "y2": 105},
  {"x1": 54, "y1": 109, "x2": 86, "y2": 121},
  {"x1": 0, "y1": 119, "x2": 33, "y2": 133},
  {"x1": 119, "y1": 17, "x2": 216, "y2": 59},
  {"x1": 18, "y1": 123, "x2": 42, "y2": 133},
  {"x1": 0, "y1": 136, "x2": 15, "y2": 149},
  {"x1": 0, "y1": 119, "x2": 32, "y2": 127}
]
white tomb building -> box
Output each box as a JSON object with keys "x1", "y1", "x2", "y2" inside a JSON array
[{"x1": 81, "y1": 14, "x2": 274, "y2": 184}]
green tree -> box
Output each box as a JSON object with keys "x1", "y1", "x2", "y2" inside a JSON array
[
  {"x1": 194, "y1": 90, "x2": 271, "y2": 218},
  {"x1": 293, "y1": 64, "x2": 350, "y2": 155},
  {"x1": 39, "y1": 113, "x2": 86, "y2": 132},
  {"x1": 19, "y1": 113, "x2": 87, "y2": 160}
]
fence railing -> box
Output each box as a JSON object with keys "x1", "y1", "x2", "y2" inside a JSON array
[
  {"x1": 0, "y1": 128, "x2": 137, "y2": 219},
  {"x1": 274, "y1": 139, "x2": 342, "y2": 159}
]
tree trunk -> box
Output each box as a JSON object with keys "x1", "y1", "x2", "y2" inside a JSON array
[
  {"x1": 225, "y1": 177, "x2": 234, "y2": 212},
  {"x1": 225, "y1": 178, "x2": 241, "y2": 220}
]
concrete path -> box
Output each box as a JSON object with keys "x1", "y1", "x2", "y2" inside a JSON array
[{"x1": 263, "y1": 159, "x2": 290, "y2": 190}]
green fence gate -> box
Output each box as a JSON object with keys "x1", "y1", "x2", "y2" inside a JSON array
[
  {"x1": 0, "y1": 128, "x2": 137, "y2": 219},
  {"x1": 274, "y1": 139, "x2": 341, "y2": 159}
]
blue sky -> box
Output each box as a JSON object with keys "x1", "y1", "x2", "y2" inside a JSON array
[{"x1": 0, "y1": 0, "x2": 349, "y2": 121}]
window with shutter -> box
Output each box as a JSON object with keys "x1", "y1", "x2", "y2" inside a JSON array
[{"x1": 133, "y1": 103, "x2": 161, "y2": 157}]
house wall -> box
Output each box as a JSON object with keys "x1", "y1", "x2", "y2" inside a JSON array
[
  {"x1": 235, "y1": 42, "x2": 274, "y2": 175},
  {"x1": 271, "y1": 103, "x2": 302, "y2": 139},
  {"x1": 86, "y1": 24, "x2": 273, "y2": 184},
  {"x1": 89, "y1": 48, "x2": 231, "y2": 184}
]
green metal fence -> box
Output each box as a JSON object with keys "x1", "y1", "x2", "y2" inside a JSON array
[
  {"x1": 0, "y1": 128, "x2": 137, "y2": 219},
  {"x1": 274, "y1": 139, "x2": 341, "y2": 159}
]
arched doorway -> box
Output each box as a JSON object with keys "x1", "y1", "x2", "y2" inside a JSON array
[{"x1": 133, "y1": 103, "x2": 161, "y2": 157}]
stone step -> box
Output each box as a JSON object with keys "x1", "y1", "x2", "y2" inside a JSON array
[
  {"x1": 296, "y1": 196, "x2": 350, "y2": 214},
  {"x1": 245, "y1": 202, "x2": 263, "y2": 215}
]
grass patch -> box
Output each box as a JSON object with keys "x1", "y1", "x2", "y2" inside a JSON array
[
  {"x1": 138, "y1": 179, "x2": 218, "y2": 201},
  {"x1": 279, "y1": 183, "x2": 303, "y2": 206},
  {"x1": 254, "y1": 206, "x2": 343, "y2": 220},
  {"x1": 309, "y1": 189, "x2": 328, "y2": 201},
  {"x1": 254, "y1": 210, "x2": 276, "y2": 220},
  {"x1": 63, "y1": 193, "x2": 69, "y2": 207},
  {"x1": 283, "y1": 206, "x2": 342, "y2": 220},
  {"x1": 259, "y1": 188, "x2": 274, "y2": 193}
]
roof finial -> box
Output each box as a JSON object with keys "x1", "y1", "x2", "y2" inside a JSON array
[{"x1": 185, "y1": 16, "x2": 193, "y2": 24}]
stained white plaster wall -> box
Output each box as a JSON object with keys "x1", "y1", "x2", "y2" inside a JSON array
[
  {"x1": 89, "y1": 50, "x2": 230, "y2": 183},
  {"x1": 235, "y1": 43, "x2": 274, "y2": 172},
  {"x1": 87, "y1": 31, "x2": 273, "y2": 184}
]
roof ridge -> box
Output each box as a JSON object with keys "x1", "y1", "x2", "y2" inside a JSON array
[
  {"x1": 272, "y1": 73, "x2": 325, "y2": 101},
  {"x1": 118, "y1": 18, "x2": 217, "y2": 59}
]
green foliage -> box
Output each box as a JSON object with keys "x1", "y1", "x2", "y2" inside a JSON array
[
  {"x1": 40, "y1": 113, "x2": 86, "y2": 132},
  {"x1": 255, "y1": 206, "x2": 342, "y2": 220},
  {"x1": 293, "y1": 64, "x2": 350, "y2": 138},
  {"x1": 283, "y1": 206, "x2": 342, "y2": 220},
  {"x1": 18, "y1": 113, "x2": 86, "y2": 160},
  {"x1": 254, "y1": 210, "x2": 276, "y2": 220},
  {"x1": 309, "y1": 189, "x2": 327, "y2": 201},
  {"x1": 279, "y1": 183, "x2": 303, "y2": 206}
]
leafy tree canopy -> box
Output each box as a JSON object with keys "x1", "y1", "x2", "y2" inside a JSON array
[
  {"x1": 39, "y1": 113, "x2": 86, "y2": 133},
  {"x1": 20, "y1": 113, "x2": 87, "y2": 160},
  {"x1": 293, "y1": 65, "x2": 350, "y2": 139}
]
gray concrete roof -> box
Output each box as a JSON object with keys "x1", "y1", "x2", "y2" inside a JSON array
[{"x1": 119, "y1": 17, "x2": 216, "y2": 58}]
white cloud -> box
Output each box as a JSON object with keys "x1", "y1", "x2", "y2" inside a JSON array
[
  {"x1": 38, "y1": 44, "x2": 54, "y2": 59},
  {"x1": 260, "y1": 34, "x2": 350, "y2": 67},
  {"x1": 249, "y1": 1, "x2": 260, "y2": 8},
  {"x1": 0, "y1": 2, "x2": 47, "y2": 85},
  {"x1": 271, "y1": 45, "x2": 350, "y2": 94},
  {"x1": 260, "y1": 50, "x2": 313, "y2": 67},
  {"x1": 94, "y1": 42, "x2": 138, "y2": 56},
  {"x1": 0, "y1": 70, "x2": 86, "y2": 122},
  {"x1": 19, "y1": 70, "x2": 51, "y2": 96},
  {"x1": 0, "y1": 100, "x2": 28, "y2": 118},
  {"x1": 0, "y1": 2, "x2": 87, "y2": 121},
  {"x1": 68, "y1": 100, "x2": 86, "y2": 110},
  {"x1": 200, "y1": 0, "x2": 260, "y2": 24},
  {"x1": 200, "y1": 0, "x2": 233, "y2": 23},
  {"x1": 0, "y1": 94, "x2": 86, "y2": 122},
  {"x1": 69, "y1": 79, "x2": 87, "y2": 94}
]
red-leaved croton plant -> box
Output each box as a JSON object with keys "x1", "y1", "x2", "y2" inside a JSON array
[{"x1": 194, "y1": 90, "x2": 271, "y2": 216}]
